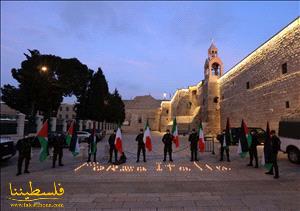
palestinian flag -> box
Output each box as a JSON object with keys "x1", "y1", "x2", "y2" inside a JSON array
[
  {"x1": 172, "y1": 117, "x2": 179, "y2": 148},
  {"x1": 69, "y1": 121, "x2": 80, "y2": 156},
  {"x1": 198, "y1": 121, "x2": 205, "y2": 152},
  {"x1": 37, "y1": 120, "x2": 48, "y2": 162},
  {"x1": 262, "y1": 122, "x2": 273, "y2": 171},
  {"x1": 237, "y1": 119, "x2": 252, "y2": 158},
  {"x1": 115, "y1": 127, "x2": 123, "y2": 153},
  {"x1": 224, "y1": 117, "x2": 233, "y2": 149},
  {"x1": 66, "y1": 120, "x2": 74, "y2": 146},
  {"x1": 143, "y1": 120, "x2": 152, "y2": 152},
  {"x1": 90, "y1": 122, "x2": 97, "y2": 154}
]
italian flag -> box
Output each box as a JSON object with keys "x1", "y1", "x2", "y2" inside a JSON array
[
  {"x1": 143, "y1": 120, "x2": 152, "y2": 152},
  {"x1": 262, "y1": 121, "x2": 273, "y2": 171},
  {"x1": 115, "y1": 127, "x2": 123, "y2": 153},
  {"x1": 198, "y1": 121, "x2": 205, "y2": 152},
  {"x1": 237, "y1": 119, "x2": 252, "y2": 158},
  {"x1": 66, "y1": 120, "x2": 74, "y2": 146},
  {"x1": 90, "y1": 122, "x2": 97, "y2": 154},
  {"x1": 37, "y1": 120, "x2": 48, "y2": 162},
  {"x1": 224, "y1": 117, "x2": 233, "y2": 149},
  {"x1": 172, "y1": 117, "x2": 179, "y2": 148}
]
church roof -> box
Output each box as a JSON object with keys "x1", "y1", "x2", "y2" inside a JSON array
[
  {"x1": 123, "y1": 95, "x2": 162, "y2": 109},
  {"x1": 208, "y1": 42, "x2": 217, "y2": 51}
]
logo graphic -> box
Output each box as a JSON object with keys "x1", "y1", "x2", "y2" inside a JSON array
[{"x1": 8, "y1": 181, "x2": 64, "y2": 202}]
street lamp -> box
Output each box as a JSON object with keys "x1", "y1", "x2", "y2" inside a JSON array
[{"x1": 41, "y1": 66, "x2": 48, "y2": 72}]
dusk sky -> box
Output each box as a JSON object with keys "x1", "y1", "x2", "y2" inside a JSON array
[{"x1": 1, "y1": 1, "x2": 299, "y2": 102}]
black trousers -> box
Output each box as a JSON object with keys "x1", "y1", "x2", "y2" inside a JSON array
[
  {"x1": 53, "y1": 149, "x2": 63, "y2": 167},
  {"x1": 249, "y1": 147, "x2": 258, "y2": 166},
  {"x1": 220, "y1": 146, "x2": 230, "y2": 161},
  {"x1": 137, "y1": 146, "x2": 146, "y2": 161},
  {"x1": 269, "y1": 152, "x2": 279, "y2": 177},
  {"x1": 88, "y1": 152, "x2": 97, "y2": 162},
  {"x1": 164, "y1": 146, "x2": 172, "y2": 161},
  {"x1": 17, "y1": 155, "x2": 30, "y2": 173},
  {"x1": 191, "y1": 147, "x2": 198, "y2": 161},
  {"x1": 109, "y1": 146, "x2": 118, "y2": 162}
]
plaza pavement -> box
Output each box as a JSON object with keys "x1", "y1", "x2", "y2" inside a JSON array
[{"x1": 1, "y1": 132, "x2": 300, "y2": 211}]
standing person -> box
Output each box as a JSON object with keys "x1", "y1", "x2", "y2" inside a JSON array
[
  {"x1": 265, "y1": 130, "x2": 281, "y2": 179},
  {"x1": 247, "y1": 130, "x2": 259, "y2": 168},
  {"x1": 136, "y1": 129, "x2": 146, "y2": 163},
  {"x1": 162, "y1": 129, "x2": 173, "y2": 162},
  {"x1": 15, "y1": 136, "x2": 33, "y2": 176},
  {"x1": 87, "y1": 133, "x2": 99, "y2": 163},
  {"x1": 52, "y1": 134, "x2": 65, "y2": 168},
  {"x1": 108, "y1": 130, "x2": 117, "y2": 163},
  {"x1": 217, "y1": 130, "x2": 230, "y2": 162},
  {"x1": 188, "y1": 129, "x2": 198, "y2": 161}
]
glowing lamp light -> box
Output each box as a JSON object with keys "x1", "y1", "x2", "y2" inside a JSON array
[
  {"x1": 41, "y1": 66, "x2": 48, "y2": 72},
  {"x1": 163, "y1": 93, "x2": 167, "y2": 99}
]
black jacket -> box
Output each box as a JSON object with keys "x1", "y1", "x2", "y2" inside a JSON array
[
  {"x1": 217, "y1": 133, "x2": 230, "y2": 147},
  {"x1": 51, "y1": 135, "x2": 65, "y2": 153},
  {"x1": 271, "y1": 135, "x2": 281, "y2": 154},
  {"x1": 189, "y1": 132, "x2": 198, "y2": 148},
  {"x1": 162, "y1": 133, "x2": 173, "y2": 147},
  {"x1": 88, "y1": 134, "x2": 100, "y2": 152},
  {"x1": 16, "y1": 137, "x2": 32, "y2": 157},
  {"x1": 108, "y1": 134, "x2": 116, "y2": 147},
  {"x1": 250, "y1": 134, "x2": 259, "y2": 149},
  {"x1": 136, "y1": 133, "x2": 145, "y2": 147}
]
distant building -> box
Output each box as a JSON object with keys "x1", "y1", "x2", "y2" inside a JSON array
[
  {"x1": 56, "y1": 103, "x2": 76, "y2": 121},
  {"x1": 123, "y1": 95, "x2": 162, "y2": 132},
  {"x1": 1, "y1": 102, "x2": 76, "y2": 121}
]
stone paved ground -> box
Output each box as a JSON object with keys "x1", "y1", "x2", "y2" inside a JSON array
[{"x1": 1, "y1": 132, "x2": 300, "y2": 210}]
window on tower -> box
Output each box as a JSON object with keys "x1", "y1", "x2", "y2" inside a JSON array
[
  {"x1": 211, "y1": 63, "x2": 220, "y2": 76},
  {"x1": 246, "y1": 81, "x2": 250, "y2": 89},
  {"x1": 282, "y1": 63, "x2": 287, "y2": 74}
]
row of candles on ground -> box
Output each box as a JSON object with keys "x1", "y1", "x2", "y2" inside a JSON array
[{"x1": 74, "y1": 162, "x2": 232, "y2": 173}]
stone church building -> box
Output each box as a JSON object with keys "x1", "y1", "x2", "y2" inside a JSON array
[{"x1": 123, "y1": 17, "x2": 300, "y2": 135}]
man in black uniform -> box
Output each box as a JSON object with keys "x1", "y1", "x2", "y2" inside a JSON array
[
  {"x1": 16, "y1": 136, "x2": 33, "y2": 176},
  {"x1": 108, "y1": 130, "x2": 118, "y2": 163},
  {"x1": 188, "y1": 129, "x2": 198, "y2": 161},
  {"x1": 265, "y1": 130, "x2": 281, "y2": 179},
  {"x1": 51, "y1": 133, "x2": 65, "y2": 168},
  {"x1": 87, "y1": 133, "x2": 99, "y2": 163},
  {"x1": 136, "y1": 129, "x2": 146, "y2": 162},
  {"x1": 162, "y1": 129, "x2": 173, "y2": 162},
  {"x1": 247, "y1": 130, "x2": 259, "y2": 168},
  {"x1": 217, "y1": 130, "x2": 230, "y2": 162}
]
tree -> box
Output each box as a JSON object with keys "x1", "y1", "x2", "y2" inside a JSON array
[
  {"x1": 75, "y1": 68, "x2": 109, "y2": 121},
  {"x1": 1, "y1": 49, "x2": 92, "y2": 120},
  {"x1": 105, "y1": 89, "x2": 125, "y2": 124}
]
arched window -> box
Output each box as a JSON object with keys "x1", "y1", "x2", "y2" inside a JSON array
[{"x1": 211, "y1": 63, "x2": 220, "y2": 76}]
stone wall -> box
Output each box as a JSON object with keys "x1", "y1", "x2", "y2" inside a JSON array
[
  {"x1": 123, "y1": 95, "x2": 162, "y2": 133},
  {"x1": 219, "y1": 17, "x2": 300, "y2": 132}
]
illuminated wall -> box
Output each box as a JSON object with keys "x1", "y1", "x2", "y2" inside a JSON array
[{"x1": 219, "y1": 17, "x2": 300, "y2": 131}]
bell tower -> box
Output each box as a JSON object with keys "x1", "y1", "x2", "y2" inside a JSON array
[
  {"x1": 204, "y1": 42, "x2": 223, "y2": 80},
  {"x1": 201, "y1": 42, "x2": 223, "y2": 135}
]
